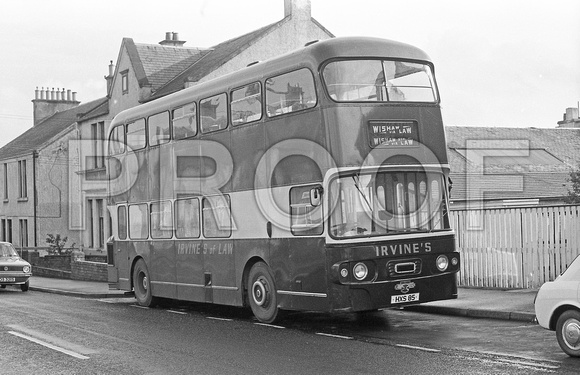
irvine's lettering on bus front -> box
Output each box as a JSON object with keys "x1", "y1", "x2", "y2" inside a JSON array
[
  {"x1": 375, "y1": 242, "x2": 431, "y2": 257},
  {"x1": 177, "y1": 242, "x2": 233, "y2": 256}
]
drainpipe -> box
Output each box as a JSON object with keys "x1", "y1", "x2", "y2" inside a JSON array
[{"x1": 32, "y1": 150, "x2": 38, "y2": 247}]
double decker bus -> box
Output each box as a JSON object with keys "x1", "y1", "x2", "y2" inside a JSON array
[{"x1": 106, "y1": 37, "x2": 459, "y2": 323}]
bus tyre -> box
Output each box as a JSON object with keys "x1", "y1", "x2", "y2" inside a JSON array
[
  {"x1": 248, "y1": 262, "x2": 279, "y2": 324},
  {"x1": 556, "y1": 310, "x2": 580, "y2": 357},
  {"x1": 133, "y1": 259, "x2": 157, "y2": 307}
]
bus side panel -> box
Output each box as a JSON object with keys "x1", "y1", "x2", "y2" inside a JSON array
[
  {"x1": 270, "y1": 237, "x2": 330, "y2": 312},
  {"x1": 149, "y1": 240, "x2": 177, "y2": 299},
  {"x1": 203, "y1": 239, "x2": 235, "y2": 305},
  {"x1": 175, "y1": 240, "x2": 205, "y2": 302}
]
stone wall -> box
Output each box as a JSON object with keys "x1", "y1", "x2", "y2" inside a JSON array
[
  {"x1": 23, "y1": 250, "x2": 107, "y2": 281},
  {"x1": 71, "y1": 260, "x2": 107, "y2": 282}
]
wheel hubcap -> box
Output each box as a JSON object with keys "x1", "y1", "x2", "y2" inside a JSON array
[
  {"x1": 141, "y1": 274, "x2": 148, "y2": 291},
  {"x1": 252, "y1": 277, "x2": 268, "y2": 307},
  {"x1": 563, "y1": 319, "x2": 580, "y2": 349}
]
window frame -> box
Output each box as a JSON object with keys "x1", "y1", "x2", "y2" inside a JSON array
[
  {"x1": 126, "y1": 118, "x2": 147, "y2": 151},
  {"x1": 230, "y1": 82, "x2": 263, "y2": 126},
  {"x1": 200, "y1": 93, "x2": 228, "y2": 134},
  {"x1": 172, "y1": 102, "x2": 198, "y2": 140},
  {"x1": 265, "y1": 68, "x2": 318, "y2": 118},
  {"x1": 175, "y1": 197, "x2": 201, "y2": 239},
  {"x1": 148, "y1": 111, "x2": 171, "y2": 147}
]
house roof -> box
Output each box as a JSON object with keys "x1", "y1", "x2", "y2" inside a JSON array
[
  {"x1": 123, "y1": 38, "x2": 211, "y2": 92},
  {"x1": 446, "y1": 126, "x2": 580, "y2": 202},
  {"x1": 0, "y1": 97, "x2": 108, "y2": 160},
  {"x1": 149, "y1": 20, "x2": 287, "y2": 100}
]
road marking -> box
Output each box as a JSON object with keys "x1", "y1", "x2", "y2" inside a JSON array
[
  {"x1": 207, "y1": 317, "x2": 233, "y2": 321},
  {"x1": 395, "y1": 344, "x2": 440, "y2": 353},
  {"x1": 254, "y1": 323, "x2": 285, "y2": 329},
  {"x1": 9, "y1": 331, "x2": 89, "y2": 359},
  {"x1": 315, "y1": 332, "x2": 353, "y2": 340},
  {"x1": 167, "y1": 310, "x2": 188, "y2": 315},
  {"x1": 131, "y1": 305, "x2": 149, "y2": 309}
]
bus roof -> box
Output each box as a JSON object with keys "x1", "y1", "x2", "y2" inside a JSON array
[{"x1": 109, "y1": 37, "x2": 433, "y2": 129}]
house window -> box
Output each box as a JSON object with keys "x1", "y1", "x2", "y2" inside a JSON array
[
  {"x1": 19, "y1": 219, "x2": 28, "y2": 247},
  {"x1": 121, "y1": 70, "x2": 129, "y2": 94},
  {"x1": 1, "y1": 219, "x2": 5, "y2": 241},
  {"x1": 3, "y1": 163, "x2": 7, "y2": 200},
  {"x1": 18, "y1": 160, "x2": 27, "y2": 199},
  {"x1": 5, "y1": 219, "x2": 12, "y2": 243},
  {"x1": 91, "y1": 122, "x2": 105, "y2": 169}
]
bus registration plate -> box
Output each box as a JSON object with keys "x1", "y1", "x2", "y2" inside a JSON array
[
  {"x1": 391, "y1": 293, "x2": 419, "y2": 304},
  {"x1": 0, "y1": 278, "x2": 15, "y2": 282}
]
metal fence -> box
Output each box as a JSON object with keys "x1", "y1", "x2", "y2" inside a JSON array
[{"x1": 450, "y1": 205, "x2": 580, "y2": 289}]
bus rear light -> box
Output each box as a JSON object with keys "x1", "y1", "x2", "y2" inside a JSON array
[
  {"x1": 353, "y1": 262, "x2": 368, "y2": 280},
  {"x1": 436, "y1": 255, "x2": 449, "y2": 272}
]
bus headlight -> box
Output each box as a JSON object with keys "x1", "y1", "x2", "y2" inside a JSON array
[
  {"x1": 436, "y1": 255, "x2": 449, "y2": 272},
  {"x1": 353, "y1": 262, "x2": 368, "y2": 280}
]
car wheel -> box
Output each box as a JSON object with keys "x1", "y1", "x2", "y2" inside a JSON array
[
  {"x1": 556, "y1": 310, "x2": 580, "y2": 357},
  {"x1": 247, "y1": 262, "x2": 279, "y2": 324},
  {"x1": 20, "y1": 280, "x2": 29, "y2": 292},
  {"x1": 133, "y1": 259, "x2": 158, "y2": 307}
]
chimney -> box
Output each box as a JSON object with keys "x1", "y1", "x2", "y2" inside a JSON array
[
  {"x1": 104, "y1": 60, "x2": 115, "y2": 95},
  {"x1": 159, "y1": 31, "x2": 186, "y2": 47},
  {"x1": 32, "y1": 86, "x2": 80, "y2": 126},
  {"x1": 284, "y1": 0, "x2": 311, "y2": 20}
]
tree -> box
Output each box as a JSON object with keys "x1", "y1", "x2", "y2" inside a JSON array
[
  {"x1": 45, "y1": 234, "x2": 74, "y2": 255},
  {"x1": 564, "y1": 166, "x2": 580, "y2": 204}
]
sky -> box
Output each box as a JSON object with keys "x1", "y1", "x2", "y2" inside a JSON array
[{"x1": 0, "y1": 0, "x2": 579, "y2": 148}]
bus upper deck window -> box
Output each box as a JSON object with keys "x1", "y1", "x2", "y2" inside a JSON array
[
  {"x1": 108, "y1": 125, "x2": 125, "y2": 155},
  {"x1": 126, "y1": 118, "x2": 146, "y2": 151},
  {"x1": 266, "y1": 68, "x2": 317, "y2": 118},
  {"x1": 173, "y1": 102, "x2": 197, "y2": 139},
  {"x1": 231, "y1": 82, "x2": 262, "y2": 125},
  {"x1": 323, "y1": 60, "x2": 438, "y2": 103},
  {"x1": 200, "y1": 93, "x2": 228, "y2": 133},
  {"x1": 148, "y1": 111, "x2": 170, "y2": 147}
]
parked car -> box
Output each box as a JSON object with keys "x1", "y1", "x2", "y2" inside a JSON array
[
  {"x1": 0, "y1": 242, "x2": 31, "y2": 292},
  {"x1": 535, "y1": 255, "x2": 580, "y2": 357}
]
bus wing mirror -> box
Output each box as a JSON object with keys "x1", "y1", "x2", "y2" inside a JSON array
[{"x1": 310, "y1": 187, "x2": 323, "y2": 207}]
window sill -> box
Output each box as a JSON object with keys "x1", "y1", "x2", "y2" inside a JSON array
[{"x1": 17, "y1": 198, "x2": 29, "y2": 202}]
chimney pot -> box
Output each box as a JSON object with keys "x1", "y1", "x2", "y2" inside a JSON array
[
  {"x1": 165, "y1": 31, "x2": 172, "y2": 41},
  {"x1": 173, "y1": 32, "x2": 179, "y2": 41},
  {"x1": 67, "y1": 89, "x2": 71, "y2": 101},
  {"x1": 35, "y1": 87, "x2": 39, "y2": 100},
  {"x1": 72, "y1": 92, "x2": 77, "y2": 102}
]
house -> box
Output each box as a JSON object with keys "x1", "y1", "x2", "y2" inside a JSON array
[
  {"x1": 446, "y1": 126, "x2": 580, "y2": 210},
  {"x1": 0, "y1": 0, "x2": 333, "y2": 251}
]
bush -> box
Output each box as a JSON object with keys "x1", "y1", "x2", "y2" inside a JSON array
[{"x1": 46, "y1": 234, "x2": 75, "y2": 255}]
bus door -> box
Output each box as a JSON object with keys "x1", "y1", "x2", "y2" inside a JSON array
[
  {"x1": 201, "y1": 195, "x2": 236, "y2": 305},
  {"x1": 287, "y1": 185, "x2": 328, "y2": 310},
  {"x1": 174, "y1": 197, "x2": 205, "y2": 302}
]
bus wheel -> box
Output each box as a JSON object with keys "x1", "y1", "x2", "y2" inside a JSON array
[
  {"x1": 133, "y1": 259, "x2": 157, "y2": 307},
  {"x1": 248, "y1": 262, "x2": 279, "y2": 323}
]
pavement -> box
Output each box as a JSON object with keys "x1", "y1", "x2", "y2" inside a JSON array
[{"x1": 27, "y1": 276, "x2": 538, "y2": 323}]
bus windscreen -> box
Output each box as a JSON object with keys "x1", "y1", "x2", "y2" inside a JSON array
[{"x1": 323, "y1": 60, "x2": 438, "y2": 103}]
